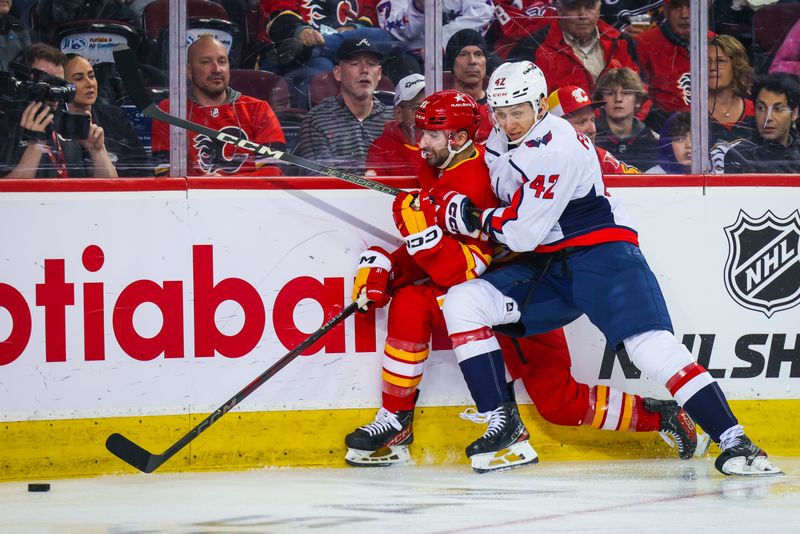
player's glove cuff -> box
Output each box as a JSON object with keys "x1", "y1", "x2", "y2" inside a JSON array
[{"x1": 404, "y1": 225, "x2": 443, "y2": 256}]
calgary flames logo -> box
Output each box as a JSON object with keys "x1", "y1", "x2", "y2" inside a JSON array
[
  {"x1": 300, "y1": 0, "x2": 359, "y2": 28},
  {"x1": 193, "y1": 126, "x2": 249, "y2": 175}
]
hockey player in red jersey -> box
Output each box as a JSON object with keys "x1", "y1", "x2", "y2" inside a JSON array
[
  {"x1": 548, "y1": 85, "x2": 640, "y2": 173},
  {"x1": 344, "y1": 90, "x2": 702, "y2": 470}
]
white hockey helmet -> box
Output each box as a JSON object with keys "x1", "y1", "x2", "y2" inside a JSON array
[
  {"x1": 487, "y1": 61, "x2": 549, "y2": 145},
  {"x1": 487, "y1": 61, "x2": 548, "y2": 110}
]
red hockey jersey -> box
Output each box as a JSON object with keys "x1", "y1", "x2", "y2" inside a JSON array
[
  {"x1": 490, "y1": 0, "x2": 557, "y2": 59},
  {"x1": 152, "y1": 91, "x2": 286, "y2": 177},
  {"x1": 259, "y1": 0, "x2": 378, "y2": 43},
  {"x1": 636, "y1": 24, "x2": 690, "y2": 114},
  {"x1": 391, "y1": 145, "x2": 498, "y2": 290}
]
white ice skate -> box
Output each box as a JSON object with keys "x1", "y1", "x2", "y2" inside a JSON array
[{"x1": 715, "y1": 425, "x2": 783, "y2": 476}]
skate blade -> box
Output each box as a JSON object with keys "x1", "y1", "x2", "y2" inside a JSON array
[
  {"x1": 694, "y1": 432, "x2": 711, "y2": 457},
  {"x1": 720, "y1": 456, "x2": 784, "y2": 477},
  {"x1": 345, "y1": 446, "x2": 410, "y2": 467},
  {"x1": 471, "y1": 441, "x2": 539, "y2": 474}
]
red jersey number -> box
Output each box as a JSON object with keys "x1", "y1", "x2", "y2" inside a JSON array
[{"x1": 529, "y1": 174, "x2": 559, "y2": 199}]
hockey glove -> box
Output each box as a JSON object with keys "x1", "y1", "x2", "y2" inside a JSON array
[
  {"x1": 392, "y1": 191, "x2": 443, "y2": 256},
  {"x1": 352, "y1": 246, "x2": 393, "y2": 310},
  {"x1": 429, "y1": 190, "x2": 487, "y2": 241}
]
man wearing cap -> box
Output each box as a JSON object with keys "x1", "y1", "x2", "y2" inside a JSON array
[
  {"x1": 294, "y1": 37, "x2": 393, "y2": 175},
  {"x1": 523, "y1": 0, "x2": 639, "y2": 96},
  {"x1": 366, "y1": 73, "x2": 425, "y2": 176},
  {"x1": 445, "y1": 29, "x2": 493, "y2": 143},
  {"x1": 548, "y1": 85, "x2": 640, "y2": 173}
]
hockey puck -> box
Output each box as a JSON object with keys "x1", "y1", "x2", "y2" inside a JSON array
[{"x1": 27, "y1": 483, "x2": 50, "y2": 492}]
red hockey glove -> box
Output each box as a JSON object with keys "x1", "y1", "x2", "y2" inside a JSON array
[
  {"x1": 429, "y1": 190, "x2": 487, "y2": 240},
  {"x1": 392, "y1": 191, "x2": 443, "y2": 256},
  {"x1": 352, "y1": 246, "x2": 393, "y2": 310}
]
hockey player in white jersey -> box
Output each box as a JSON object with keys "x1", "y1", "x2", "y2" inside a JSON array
[{"x1": 428, "y1": 61, "x2": 783, "y2": 477}]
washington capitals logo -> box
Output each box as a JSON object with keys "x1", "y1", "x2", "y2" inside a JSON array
[
  {"x1": 194, "y1": 126, "x2": 249, "y2": 175},
  {"x1": 525, "y1": 131, "x2": 552, "y2": 148},
  {"x1": 724, "y1": 210, "x2": 800, "y2": 317}
]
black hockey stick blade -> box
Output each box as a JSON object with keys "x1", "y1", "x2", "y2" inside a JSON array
[
  {"x1": 105, "y1": 301, "x2": 361, "y2": 473},
  {"x1": 106, "y1": 433, "x2": 163, "y2": 473},
  {"x1": 111, "y1": 44, "x2": 403, "y2": 197}
]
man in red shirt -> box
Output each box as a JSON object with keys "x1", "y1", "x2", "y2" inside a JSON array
[
  {"x1": 151, "y1": 35, "x2": 286, "y2": 176},
  {"x1": 365, "y1": 73, "x2": 424, "y2": 176},
  {"x1": 533, "y1": 0, "x2": 639, "y2": 95},
  {"x1": 635, "y1": 0, "x2": 692, "y2": 131}
]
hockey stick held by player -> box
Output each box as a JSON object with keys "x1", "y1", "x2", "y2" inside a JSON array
[{"x1": 433, "y1": 60, "x2": 782, "y2": 477}]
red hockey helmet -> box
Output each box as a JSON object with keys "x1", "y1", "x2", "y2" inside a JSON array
[{"x1": 415, "y1": 90, "x2": 481, "y2": 140}]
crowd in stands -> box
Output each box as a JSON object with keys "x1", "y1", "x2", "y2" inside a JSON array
[{"x1": 1, "y1": 0, "x2": 800, "y2": 179}]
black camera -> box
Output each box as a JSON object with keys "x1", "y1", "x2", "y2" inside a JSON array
[
  {"x1": 0, "y1": 69, "x2": 77, "y2": 104},
  {"x1": 0, "y1": 64, "x2": 89, "y2": 140}
]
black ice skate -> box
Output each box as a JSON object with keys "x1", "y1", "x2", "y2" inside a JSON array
[
  {"x1": 460, "y1": 401, "x2": 538, "y2": 473},
  {"x1": 715, "y1": 425, "x2": 783, "y2": 476},
  {"x1": 645, "y1": 398, "x2": 709, "y2": 459},
  {"x1": 344, "y1": 408, "x2": 414, "y2": 467}
]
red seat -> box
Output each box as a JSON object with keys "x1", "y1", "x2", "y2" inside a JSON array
[
  {"x1": 142, "y1": 0, "x2": 229, "y2": 42},
  {"x1": 308, "y1": 72, "x2": 396, "y2": 108},
  {"x1": 229, "y1": 69, "x2": 290, "y2": 112},
  {"x1": 752, "y1": 3, "x2": 800, "y2": 71}
]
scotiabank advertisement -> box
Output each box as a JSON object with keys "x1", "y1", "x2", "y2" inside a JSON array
[{"x1": 1, "y1": 184, "x2": 798, "y2": 422}]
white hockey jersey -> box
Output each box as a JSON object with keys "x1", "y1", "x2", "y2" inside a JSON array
[
  {"x1": 483, "y1": 112, "x2": 639, "y2": 253},
  {"x1": 376, "y1": 0, "x2": 494, "y2": 51}
]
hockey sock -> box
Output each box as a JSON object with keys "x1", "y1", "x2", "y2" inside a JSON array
[
  {"x1": 381, "y1": 337, "x2": 428, "y2": 414},
  {"x1": 458, "y1": 349, "x2": 512, "y2": 413},
  {"x1": 633, "y1": 396, "x2": 661, "y2": 432},
  {"x1": 682, "y1": 382, "x2": 738, "y2": 442}
]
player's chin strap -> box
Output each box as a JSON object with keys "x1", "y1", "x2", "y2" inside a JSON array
[{"x1": 438, "y1": 137, "x2": 474, "y2": 169}]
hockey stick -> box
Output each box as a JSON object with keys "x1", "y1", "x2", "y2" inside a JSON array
[
  {"x1": 111, "y1": 45, "x2": 402, "y2": 197},
  {"x1": 106, "y1": 301, "x2": 361, "y2": 473}
]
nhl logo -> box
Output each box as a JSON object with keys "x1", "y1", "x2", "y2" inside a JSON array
[{"x1": 723, "y1": 210, "x2": 800, "y2": 317}]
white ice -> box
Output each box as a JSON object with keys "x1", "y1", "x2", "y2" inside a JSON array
[{"x1": 2, "y1": 458, "x2": 799, "y2": 533}]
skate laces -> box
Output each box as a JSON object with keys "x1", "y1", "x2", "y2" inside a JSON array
[
  {"x1": 359, "y1": 408, "x2": 402, "y2": 436},
  {"x1": 719, "y1": 424, "x2": 745, "y2": 451},
  {"x1": 460, "y1": 407, "x2": 506, "y2": 438}
]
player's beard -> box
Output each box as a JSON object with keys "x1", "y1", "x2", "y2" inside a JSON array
[{"x1": 421, "y1": 147, "x2": 448, "y2": 168}]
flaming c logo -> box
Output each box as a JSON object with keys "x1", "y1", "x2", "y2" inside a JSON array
[{"x1": 194, "y1": 126, "x2": 249, "y2": 175}]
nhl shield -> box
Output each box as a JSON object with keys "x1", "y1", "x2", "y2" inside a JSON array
[{"x1": 724, "y1": 210, "x2": 800, "y2": 318}]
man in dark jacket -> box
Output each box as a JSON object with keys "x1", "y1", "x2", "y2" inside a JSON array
[
  {"x1": 724, "y1": 73, "x2": 800, "y2": 174},
  {"x1": 0, "y1": 0, "x2": 31, "y2": 71}
]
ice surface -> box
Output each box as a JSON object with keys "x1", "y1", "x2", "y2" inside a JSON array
[{"x1": 1, "y1": 458, "x2": 798, "y2": 533}]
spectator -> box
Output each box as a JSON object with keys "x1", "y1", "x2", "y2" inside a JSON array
[
  {"x1": 366, "y1": 73, "x2": 424, "y2": 176},
  {"x1": 445, "y1": 29, "x2": 493, "y2": 143},
  {"x1": 646, "y1": 111, "x2": 691, "y2": 174},
  {"x1": 259, "y1": 0, "x2": 409, "y2": 108},
  {"x1": 152, "y1": 35, "x2": 286, "y2": 177},
  {"x1": 724, "y1": 73, "x2": 800, "y2": 174},
  {"x1": 770, "y1": 18, "x2": 800, "y2": 77},
  {"x1": 376, "y1": 0, "x2": 494, "y2": 55},
  {"x1": 294, "y1": 37, "x2": 392, "y2": 175},
  {"x1": 636, "y1": 0, "x2": 691, "y2": 131},
  {"x1": 0, "y1": 0, "x2": 32, "y2": 71},
  {"x1": 518, "y1": 0, "x2": 639, "y2": 96},
  {"x1": 0, "y1": 44, "x2": 118, "y2": 179},
  {"x1": 63, "y1": 54, "x2": 151, "y2": 177},
  {"x1": 487, "y1": 0, "x2": 557, "y2": 60},
  {"x1": 548, "y1": 85, "x2": 640, "y2": 173},
  {"x1": 708, "y1": 34, "x2": 756, "y2": 146},
  {"x1": 593, "y1": 67, "x2": 660, "y2": 171}
]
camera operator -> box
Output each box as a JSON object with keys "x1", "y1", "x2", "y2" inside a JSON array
[{"x1": 0, "y1": 43, "x2": 118, "y2": 179}]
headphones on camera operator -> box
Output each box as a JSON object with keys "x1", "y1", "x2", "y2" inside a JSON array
[{"x1": 0, "y1": 62, "x2": 91, "y2": 142}]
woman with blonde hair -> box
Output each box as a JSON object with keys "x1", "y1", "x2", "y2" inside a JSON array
[{"x1": 708, "y1": 34, "x2": 756, "y2": 145}]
